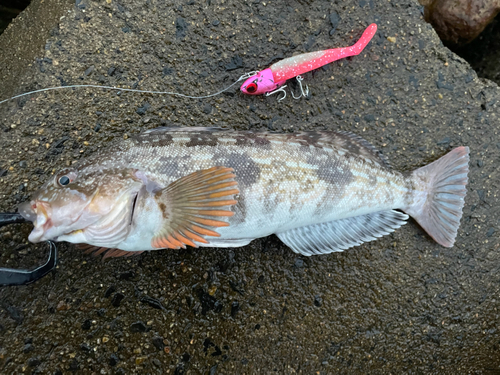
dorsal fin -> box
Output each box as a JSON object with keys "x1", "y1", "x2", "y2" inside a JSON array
[
  {"x1": 334, "y1": 131, "x2": 391, "y2": 168},
  {"x1": 142, "y1": 127, "x2": 226, "y2": 135}
]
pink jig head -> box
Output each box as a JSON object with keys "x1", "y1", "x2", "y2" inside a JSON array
[
  {"x1": 240, "y1": 68, "x2": 286, "y2": 96},
  {"x1": 240, "y1": 23, "x2": 377, "y2": 100}
]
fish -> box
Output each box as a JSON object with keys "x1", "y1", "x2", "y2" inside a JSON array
[
  {"x1": 240, "y1": 24, "x2": 377, "y2": 98},
  {"x1": 18, "y1": 127, "x2": 469, "y2": 258}
]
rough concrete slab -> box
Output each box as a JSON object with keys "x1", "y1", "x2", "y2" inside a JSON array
[{"x1": 0, "y1": 0, "x2": 499, "y2": 373}]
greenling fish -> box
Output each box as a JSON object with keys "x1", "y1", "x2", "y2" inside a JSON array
[{"x1": 19, "y1": 127, "x2": 469, "y2": 258}]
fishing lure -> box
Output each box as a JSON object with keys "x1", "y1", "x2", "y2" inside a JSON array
[
  {"x1": 240, "y1": 23, "x2": 378, "y2": 100},
  {"x1": 0, "y1": 25, "x2": 376, "y2": 105}
]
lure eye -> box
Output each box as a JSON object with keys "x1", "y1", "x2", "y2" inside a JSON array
[
  {"x1": 58, "y1": 176, "x2": 70, "y2": 186},
  {"x1": 246, "y1": 82, "x2": 258, "y2": 93}
]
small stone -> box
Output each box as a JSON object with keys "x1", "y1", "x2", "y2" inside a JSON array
[
  {"x1": 231, "y1": 301, "x2": 240, "y2": 317},
  {"x1": 81, "y1": 320, "x2": 91, "y2": 330},
  {"x1": 56, "y1": 301, "x2": 70, "y2": 311},
  {"x1": 152, "y1": 337, "x2": 165, "y2": 351},
  {"x1": 437, "y1": 137, "x2": 451, "y2": 146},
  {"x1": 104, "y1": 286, "x2": 116, "y2": 298},
  {"x1": 136, "y1": 102, "x2": 150, "y2": 116},
  {"x1": 387, "y1": 36, "x2": 396, "y2": 43},
  {"x1": 135, "y1": 356, "x2": 147, "y2": 365},
  {"x1": 212, "y1": 20, "x2": 220, "y2": 26},
  {"x1": 487, "y1": 228, "x2": 495, "y2": 237},
  {"x1": 203, "y1": 104, "x2": 213, "y2": 114},
  {"x1": 176, "y1": 17, "x2": 188, "y2": 39},
  {"x1": 329, "y1": 11, "x2": 340, "y2": 33},
  {"x1": 109, "y1": 353, "x2": 119, "y2": 366},
  {"x1": 118, "y1": 271, "x2": 134, "y2": 280},
  {"x1": 225, "y1": 55, "x2": 243, "y2": 71},
  {"x1": 69, "y1": 358, "x2": 79, "y2": 371},
  {"x1": 294, "y1": 258, "x2": 304, "y2": 268},
  {"x1": 152, "y1": 358, "x2": 161, "y2": 367},
  {"x1": 208, "y1": 285, "x2": 217, "y2": 296},
  {"x1": 111, "y1": 293, "x2": 125, "y2": 307},
  {"x1": 140, "y1": 296, "x2": 164, "y2": 310},
  {"x1": 477, "y1": 159, "x2": 484, "y2": 167},
  {"x1": 130, "y1": 321, "x2": 150, "y2": 333},
  {"x1": 364, "y1": 114, "x2": 375, "y2": 122},
  {"x1": 27, "y1": 357, "x2": 41, "y2": 367},
  {"x1": 314, "y1": 295, "x2": 322, "y2": 307},
  {"x1": 23, "y1": 343, "x2": 35, "y2": 353},
  {"x1": 84, "y1": 66, "x2": 94, "y2": 76}
]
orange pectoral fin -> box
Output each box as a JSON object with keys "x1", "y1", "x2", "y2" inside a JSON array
[{"x1": 151, "y1": 166, "x2": 239, "y2": 249}]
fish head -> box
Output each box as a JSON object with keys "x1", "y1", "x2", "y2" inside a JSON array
[
  {"x1": 240, "y1": 68, "x2": 280, "y2": 95},
  {"x1": 19, "y1": 167, "x2": 143, "y2": 245}
]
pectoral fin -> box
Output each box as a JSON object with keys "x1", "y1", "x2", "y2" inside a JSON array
[
  {"x1": 152, "y1": 166, "x2": 239, "y2": 249},
  {"x1": 276, "y1": 210, "x2": 408, "y2": 256}
]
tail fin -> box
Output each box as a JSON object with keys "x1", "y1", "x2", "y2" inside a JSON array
[{"x1": 406, "y1": 147, "x2": 469, "y2": 247}]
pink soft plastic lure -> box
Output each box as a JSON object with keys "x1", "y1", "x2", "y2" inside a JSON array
[{"x1": 240, "y1": 23, "x2": 377, "y2": 98}]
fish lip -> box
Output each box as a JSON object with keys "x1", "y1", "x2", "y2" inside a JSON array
[{"x1": 27, "y1": 198, "x2": 89, "y2": 242}]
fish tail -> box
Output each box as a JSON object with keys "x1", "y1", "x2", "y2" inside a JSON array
[{"x1": 406, "y1": 147, "x2": 469, "y2": 247}]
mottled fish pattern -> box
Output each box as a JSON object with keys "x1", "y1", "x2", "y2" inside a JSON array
[{"x1": 20, "y1": 127, "x2": 469, "y2": 257}]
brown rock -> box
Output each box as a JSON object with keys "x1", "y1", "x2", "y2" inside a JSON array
[{"x1": 422, "y1": 0, "x2": 500, "y2": 45}]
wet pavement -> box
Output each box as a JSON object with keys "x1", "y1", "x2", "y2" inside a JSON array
[{"x1": 1, "y1": 0, "x2": 500, "y2": 373}]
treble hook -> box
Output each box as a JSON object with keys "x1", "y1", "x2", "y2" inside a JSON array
[
  {"x1": 0, "y1": 212, "x2": 57, "y2": 286},
  {"x1": 265, "y1": 85, "x2": 288, "y2": 101},
  {"x1": 291, "y1": 75, "x2": 310, "y2": 100}
]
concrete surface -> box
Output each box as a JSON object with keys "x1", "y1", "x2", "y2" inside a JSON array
[{"x1": 0, "y1": 0, "x2": 499, "y2": 373}]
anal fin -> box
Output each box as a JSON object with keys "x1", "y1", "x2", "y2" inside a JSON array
[{"x1": 276, "y1": 210, "x2": 408, "y2": 256}]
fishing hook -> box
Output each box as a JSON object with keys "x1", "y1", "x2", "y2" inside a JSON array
[
  {"x1": 0, "y1": 212, "x2": 57, "y2": 286},
  {"x1": 291, "y1": 75, "x2": 310, "y2": 100},
  {"x1": 265, "y1": 85, "x2": 288, "y2": 101}
]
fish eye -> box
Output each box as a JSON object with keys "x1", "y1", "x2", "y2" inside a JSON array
[
  {"x1": 58, "y1": 176, "x2": 70, "y2": 186},
  {"x1": 55, "y1": 171, "x2": 77, "y2": 188},
  {"x1": 246, "y1": 83, "x2": 258, "y2": 93}
]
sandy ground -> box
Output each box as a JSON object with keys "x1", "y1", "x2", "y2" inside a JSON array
[{"x1": 1, "y1": 0, "x2": 500, "y2": 373}]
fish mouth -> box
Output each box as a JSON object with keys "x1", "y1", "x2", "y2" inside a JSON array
[{"x1": 20, "y1": 200, "x2": 55, "y2": 243}]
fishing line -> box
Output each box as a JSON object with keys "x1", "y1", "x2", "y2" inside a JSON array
[{"x1": 0, "y1": 71, "x2": 259, "y2": 106}]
